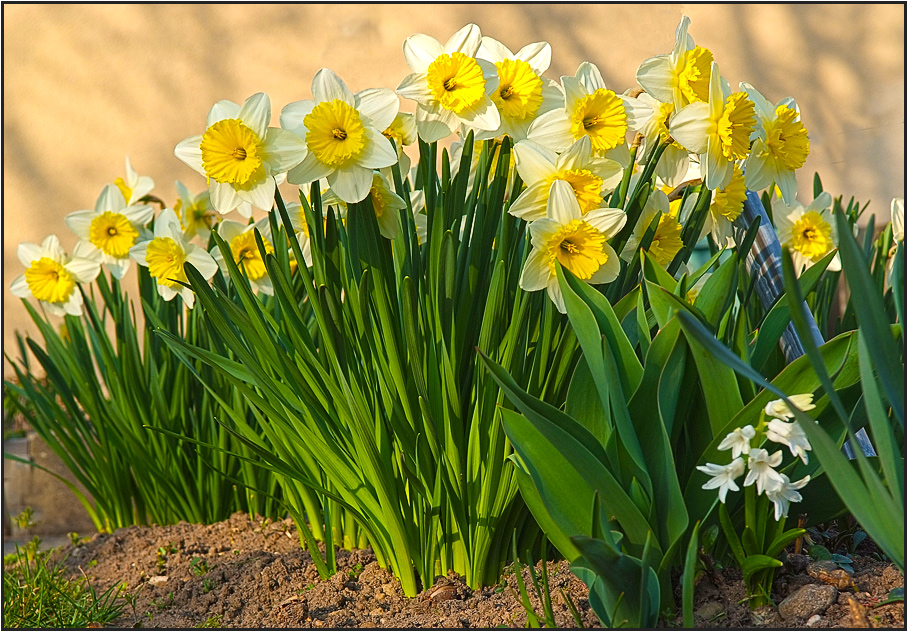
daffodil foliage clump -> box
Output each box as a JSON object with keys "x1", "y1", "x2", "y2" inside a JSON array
[{"x1": 8, "y1": 17, "x2": 905, "y2": 607}]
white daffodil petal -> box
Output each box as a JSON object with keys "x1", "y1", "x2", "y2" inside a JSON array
[
  {"x1": 210, "y1": 180, "x2": 242, "y2": 214},
  {"x1": 514, "y1": 140, "x2": 558, "y2": 183},
  {"x1": 264, "y1": 128, "x2": 308, "y2": 174},
  {"x1": 359, "y1": 129, "x2": 399, "y2": 169},
  {"x1": 175, "y1": 136, "x2": 206, "y2": 175},
  {"x1": 636, "y1": 55, "x2": 675, "y2": 104},
  {"x1": 328, "y1": 165, "x2": 373, "y2": 204},
  {"x1": 64, "y1": 211, "x2": 95, "y2": 240},
  {"x1": 415, "y1": 105, "x2": 457, "y2": 143},
  {"x1": 560, "y1": 76, "x2": 588, "y2": 111},
  {"x1": 519, "y1": 248, "x2": 551, "y2": 292},
  {"x1": 355, "y1": 88, "x2": 399, "y2": 131},
  {"x1": 669, "y1": 102, "x2": 711, "y2": 154},
  {"x1": 185, "y1": 247, "x2": 219, "y2": 280},
  {"x1": 10, "y1": 274, "x2": 30, "y2": 298},
  {"x1": 96, "y1": 185, "x2": 127, "y2": 213},
  {"x1": 207, "y1": 100, "x2": 241, "y2": 126},
  {"x1": 107, "y1": 258, "x2": 131, "y2": 280},
  {"x1": 312, "y1": 68, "x2": 355, "y2": 106},
  {"x1": 444, "y1": 23, "x2": 481, "y2": 56},
  {"x1": 396, "y1": 73, "x2": 434, "y2": 106},
  {"x1": 526, "y1": 109, "x2": 574, "y2": 153},
  {"x1": 589, "y1": 243, "x2": 621, "y2": 284},
  {"x1": 516, "y1": 41, "x2": 551, "y2": 75},
  {"x1": 288, "y1": 152, "x2": 335, "y2": 186},
  {"x1": 547, "y1": 180, "x2": 582, "y2": 224},
  {"x1": 556, "y1": 136, "x2": 593, "y2": 171},
  {"x1": 66, "y1": 257, "x2": 101, "y2": 283},
  {"x1": 237, "y1": 92, "x2": 271, "y2": 139},
  {"x1": 403, "y1": 33, "x2": 444, "y2": 73},
  {"x1": 546, "y1": 280, "x2": 567, "y2": 314},
  {"x1": 508, "y1": 182, "x2": 549, "y2": 221},
  {"x1": 477, "y1": 36, "x2": 512, "y2": 63},
  {"x1": 236, "y1": 177, "x2": 276, "y2": 211},
  {"x1": 17, "y1": 242, "x2": 43, "y2": 267},
  {"x1": 280, "y1": 100, "x2": 316, "y2": 136},
  {"x1": 586, "y1": 208, "x2": 628, "y2": 238},
  {"x1": 576, "y1": 61, "x2": 606, "y2": 93}
]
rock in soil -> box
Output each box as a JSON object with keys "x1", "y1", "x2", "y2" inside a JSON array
[{"x1": 779, "y1": 584, "x2": 838, "y2": 620}]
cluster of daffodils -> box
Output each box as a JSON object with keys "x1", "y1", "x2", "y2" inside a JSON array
[
  {"x1": 697, "y1": 394, "x2": 816, "y2": 521},
  {"x1": 12, "y1": 17, "x2": 850, "y2": 315}
]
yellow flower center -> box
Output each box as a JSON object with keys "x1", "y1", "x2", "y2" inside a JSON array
[
  {"x1": 675, "y1": 46, "x2": 713, "y2": 105},
  {"x1": 654, "y1": 102, "x2": 686, "y2": 150},
  {"x1": 789, "y1": 211, "x2": 833, "y2": 260},
  {"x1": 647, "y1": 215, "x2": 684, "y2": 267},
  {"x1": 114, "y1": 177, "x2": 133, "y2": 203},
  {"x1": 426, "y1": 52, "x2": 486, "y2": 114},
  {"x1": 145, "y1": 237, "x2": 187, "y2": 288},
  {"x1": 200, "y1": 119, "x2": 265, "y2": 185},
  {"x1": 369, "y1": 181, "x2": 392, "y2": 219},
  {"x1": 569, "y1": 89, "x2": 627, "y2": 153},
  {"x1": 710, "y1": 165, "x2": 747, "y2": 222},
  {"x1": 764, "y1": 105, "x2": 809, "y2": 172},
  {"x1": 24, "y1": 257, "x2": 76, "y2": 304},
  {"x1": 716, "y1": 92, "x2": 756, "y2": 161},
  {"x1": 230, "y1": 231, "x2": 273, "y2": 281},
  {"x1": 490, "y1": 58, "x2": 543, "y2": 121},
  {"x1": 305, "y1": 100, "x2": 368, "y2": 168},
  {"x1": 89, "y1": 211, "x2": 139, "y2": 258},
  {"x1": 551, "y1": 169, "x2": 603, "y2": 215},
  {"x1": 545, "y1": 219, "x2": 608, "y2": 280}
]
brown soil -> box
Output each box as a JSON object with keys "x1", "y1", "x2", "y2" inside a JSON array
[{"x1": 46, "y1": 513, "x2": 904, "y2": 629}]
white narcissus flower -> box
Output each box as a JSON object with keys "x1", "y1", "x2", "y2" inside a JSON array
[
  {"x1": 619, "y1": 178, "x2": 684, "y2": 267},
  {"x1": 282, "y1": 69, "x2": 399, "y2": 205},
  {"x1": 696, "y1": 457, "x2": 745, "y2": 503},
  {"x1": 175, "y1": 93, "x2": 307, "y2": 218},
  {"x1": 741, "y1": 83, "x2": 809, "y2": 205},
  {"x1": 475, "y1": 35, "x2": 563, "y2": 141},
  {"x1": 765, "y1": 419, "x2": 812, "y2": 464},
  {"x1": 636, "y1": 15, "x2": 715, "y2": 111},
  {"x1": 287, "y1": 182, "x2": 348, "y2": 268},
  {"x1": 396, "y1": 24, "x2": 500, "y2": 143},
  {"x1": 409, "y1": 189, "x2": 428, "y2": 245},
  {"x1": 634, "y1": 91, "x2": 692, "y2": 187},
  {"x1": 64, "y1": 184, "x2": 154, "y2": 279},
  {"x1": 211, "y1": 218, "x2": 275, "y2": 295},
  {"x1": 772, "y1": 192, "x2": 841, "y2": 274},
  {"x1": 175, "y1": 180, "x2": 217, "y2": 243},
  {"x1": 717, "y1": 425, "x2": 756, "y2": 459},
  {"x1": 129, "y1": 209, "x2": 218, "y2": 308},
  {"x1": 114, "y1": 156, "x2": 155, "y2": 206},
  {"x1": 527, "y1": 61, "x2": 653, "y2": 160},
  {"x1": 10, "y1": 235, "x2": 101, "y2": 317},
  {"x1": 764, "y1": 474, "x2": 810, "y2": 521},
  {"x1": 519, "y1": 179, "x2": 625, "y2": 313},
  {"x1": 381, "y1": 112, "x2": 418, "y2": 177},
  {"x1": 670, "y1": 62, "x2": 756, "y2": 191},
  {"x1": 764, "y1": 393, "x2": 817, "y2": 420},
  {"x1": 743, "y1": 448, "x2": 785, "y2": 495},
  {"x1": 509, "y1": 136, "x2": 623, "y2": 222},
  {"x1": 365, "y1": 172, "x2": 408, "y2": 240},
  {"x1": 700, "y1": 163, "x2": 747, "y2": 247}
]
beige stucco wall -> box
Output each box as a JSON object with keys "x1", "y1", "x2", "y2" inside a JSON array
[{"x1": 4, "y1": 4, "x2": 904, "y2": 373}]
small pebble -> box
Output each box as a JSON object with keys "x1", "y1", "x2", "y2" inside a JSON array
[
  {"x1": 807, "y1": 614, "x2": 821, "y2": 626},
  {"x1": 148, "y1": 575, "x2": 168, "y2": 585}
]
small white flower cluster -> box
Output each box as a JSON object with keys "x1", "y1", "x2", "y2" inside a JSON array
[{"x1": 696, "y1": 394, "x2": 816, "y2": 521}]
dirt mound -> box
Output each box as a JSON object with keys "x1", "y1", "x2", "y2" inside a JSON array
[{"x1": 50, "y1": 512, "x2": 904, "y2": 628}]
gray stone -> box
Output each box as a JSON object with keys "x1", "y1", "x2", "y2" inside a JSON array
[
  {"x1": 786, "y1": 553, "x2": 811, "y2": 573},
  {"x1": 778, "y1": 584, "x2": 838, "y2": 620},
  {"x1": 695, "y1": 601, "x2": 725, "y2": 622}
]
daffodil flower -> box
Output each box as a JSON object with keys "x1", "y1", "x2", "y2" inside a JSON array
[
  {"x1": 519, "y1": 179, "x2": 625, "y2": 313},
  {"x1": 64, "y1": 184, "x2": 154, "y2": 279},
  {"x1": 636, "y1": 16, "x2": 716, "y2": 111},
  {"x1": 10, "y1": 235, "x2": 101, "y2": 317},
  {"x1": 772, "y1": 192, "x2": 841, "y2": 273},
  {"x1": 765, "y1": 419, "x2": 812, "y2": 464},
  {"x1": 365, "y1": 172, "x2": 407, "y2": 240},
  {"x1": 670, "y1": 63, "x2": 756, "y2": 191},
  {"x1": 114, "y1": 156, "x2": 155, "y2": 206},
  {"x1": 717, "y1": 425, "x2": 756, "y2": 459},
  {"x1": 281, "y1": 69, "x2": 399, "y2": 205},
  {"x1": 381, "y1": 112, "x2": 418, "y2": 177},
  {"x1": 510, "y1": 136, "x2": 623, "y2": 221},
  {"x1": 619, "y1": 178, "x2": 685, "y2": 267},
  {"x1": 700, "y1": 164, "x2": 747, "y2": 247},
  {"x1": 743, "y1": 448, "x2": 785, "y2": 495},
  {"x1": 893, "y1": 198, "x2": 905, "y2": 244},
  {"x1": 129, "y1": 208, "x2": 218, "y2": 308},
  {"x1": 764, "y1": 474, "x2": 810, "y2": 521},
  {"x1": 211, "y1": 218, "x2": 275, "y2": 295},
  {"x1": 396, "y1": 24, "x2": 501, "y2": 144},
  {"x1": 696, "y1": 458, "x2": 745, "y2": 503},
  {"x1": 409, "y1": 189, "x2": 428, "y2": 245},
  {"x1": 741, "y1": 83, "x2": 809, "y2": 205},
  {"x1": 175, "y1": 93, "x2": 307, "y2": 217},
  {"x1": 287, "y1": 182, "x2": 348, "y2": 268},
  {"x1": 175, "y1": 181, "x2": 217, "y2": 243},
  {"x1": 634, "y1": 91, "x2": 692, "y2": 187},
  {"x1": 527, "y1": 61, "x2": 653, "y2": 159},
  {"x1": 764, "y1": 393, "x2": 816, "y2": 420},
  {"x1": 475, "y1": 35, "x2": 563, "y2": 141}
]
